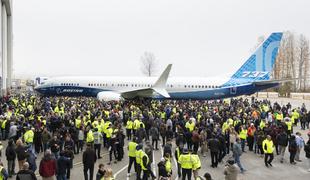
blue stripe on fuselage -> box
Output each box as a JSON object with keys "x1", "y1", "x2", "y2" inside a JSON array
[{"x1": 35, "y1": 83, "x2": 279, "y2": 100}]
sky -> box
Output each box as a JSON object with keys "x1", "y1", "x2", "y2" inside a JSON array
[{"x1": 13, "y1": 0, "x2": 310, "y2": 79}]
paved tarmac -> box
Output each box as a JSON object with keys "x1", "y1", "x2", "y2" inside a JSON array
[{"x1": 1, "y1": 97, "x2": 310, "y2": 180}]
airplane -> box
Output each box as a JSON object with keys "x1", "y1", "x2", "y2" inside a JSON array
[{"x1": 35, "y1": 32, "x2": 284, "y2": 101}]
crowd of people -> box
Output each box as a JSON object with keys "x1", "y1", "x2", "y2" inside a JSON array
[{"x1": 0, "y1": 95, "x2": 309, "y2": 180}]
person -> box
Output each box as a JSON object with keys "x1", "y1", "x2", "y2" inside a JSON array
[
  {"x1": 208, "y1": 135, "x2": 220, "y2": 168},
  {"x1": 144, "y1": 141, "x2": 153, "y2": 165},
  {"x1": 224, "y1": 160, "x2": 238, "y2": 180},
  {"x1": 157, "y1": 158, "x2": 168, "y2": 180},
  {"x1": 64, "y1": 145, "x2": 74, "y2": 179},
  {"x1": 135, "y1": 144, "x2": 143, "y2": 180},
  {"x1": 39, "y1": 150, "x2": 57, "y2": 180},
  {"x1": 78, "y1": 127, "x2": 85, "y2": 153},
  {"x1": 27, "y1": 147, "x2": 37, "y2": 173},
  {"x1": 178, "y1": 148, "x2": 193, "y2": 180},
  {"x1": 276, "y1": 129, "x2": 288, "y2": 163},
  {"x1": 127, "y1": 138, "x2": 137, "y2": 177},
  {"x1": 141, "y1": 148, "x2": 156, "y2": 180},
  {"x1": 15, "y1": 139, "x2": 28, "y2": 171},
  {"x1": 0, "y1": 161, "x2": 8, "y2": 180},
  {"x1": 204, "y1": 172, "x2": 213, "y2": 180},
  {"x1": 56, "y1": 151, "x2": 70, "y2": 180},
  {"x1": 239, "y1": 126, "x2": 247, "y2": 152},
  {"x1": 83, "y1": 143, "x2": 97, "y2": 180},
  {"x1": 42, "y1": 128, "x2": 51, "y2": 152},
  {"x1": 102, "y1": 168, "x2": 114, "y2": 180},
  {"x1": 16, "y1": 162, "x2": 37, "y2": 180},
  {"x1": 93, "y1": 128, "x2": 103, "y2": 159},
  {"x1": 304, "y1": 132, "x2": 310, "y2": 172},
  {"x1": 295, "y1": 132, "x2": 305, "y2": 162},
  {"x1": 126, "y1": 119, "x2": 133, "y2": 140},
  {"x1": 24, "y1": 127, "x2": 35, "y2": 155},
  {"x1": 49, "y1": 135, "x2": 61, "y2": 159},
  {"x1": 5, "y1": 139, "x2": 16, "y2": 177},
  {"x1": 96, "y1": 164, "x2": 106, "y2": 180},
  {"x1": 232, "y1": 137, "x2": 245, "y2": 173},
  {"x1": 149, "y1": 125, "x2": 159, "y2": 150},
  {"x1": 175, "y1": 144, "x2": 183, "y2": 178},
  {"x1": 191, "y1": 151, "x2": 201, "y2": 179},
  {"x1": 288, "y1": 135, "x2": 298, "y2": 165},
  {"x1": 262, "y1": 135, "x2": 274, "y2": 167},
  {"x1": 247, "y1": 123, "x2": 256, "y2": 151}
]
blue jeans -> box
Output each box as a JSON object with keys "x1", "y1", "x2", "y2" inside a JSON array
[
  {"x1": 57, "y1": 174, "x2": 67, "y2": 180},
  {"x1": 241, "y1": 139, "x2": 246, "y2": 152},
  {"x1": 234, "y1": 155, "x2": 244, "y2": 171}
]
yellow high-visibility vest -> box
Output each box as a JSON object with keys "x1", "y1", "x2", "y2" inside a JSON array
[
  {"x1": 1, "y1": 120, "x2": 7, "y2": 129},
  {"x1": 165, "y1": 158, "x2": 172, "y2": 174},
  {"x1": 86, "y1": 130, "x2": 94, "y2": 143},
  {"x1": 191, "y1": 154, "x2": 201, "y2": 170},
  {"x1": 140, "y1": 151, "x2": 149, "y2": 171},
  {"x1": 262, "y1": 139, "x2": 274, "y2": 154},
  {"x1": 135, "y1": 149, "x2": 143, "y2": 164},
  {"x1": 128, "y1": 141, "x2": 137, "y2": 157},
  {"x1": 24, "y1": 130, "x2": 34, "y2": 143},
  {"x1": 185, "y1": 122, "x2": 195, "y2": 132},
  {"x1": 133, "y1": 119, "x2": 140, "y2": 130},
  {"x1": 178, "y1": 154, "x2": 193, "y2": 169},
  {"x1": 126, "y1": 121, "x2": 133, "y2": 130},
  {"x1": 106, "y1": 128, "x2": 113, "y2": 138},
  {"x1": 239, "y1": 129, "x2": 247, "y2": 140}
]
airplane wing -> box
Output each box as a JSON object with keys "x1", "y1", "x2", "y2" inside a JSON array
[
  {"x1": 121, "y1": 64, "x2": 172, "y2": 99},
  {"x1": 253, "y1": 78, "x2": 298, "y2": 86}
]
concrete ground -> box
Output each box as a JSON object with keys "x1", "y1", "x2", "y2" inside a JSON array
[{"x1": 1, "y1": 97, "x2": 310, "y2": 180}]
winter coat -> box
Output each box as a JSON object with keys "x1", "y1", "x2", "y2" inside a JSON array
[
  {"x1": 16, "y1": 169, "x2": 37, "y2": 180},
  {"x1": 277, "y1": 132, "x2": 288, "y2": 146},
  {"x1": 304, "y1": 140, "x2": 310, "y2": 158},
  {"x1": 39, "y1": 154, "x2": 56, "y2": 177},
  {"x1": 208, "y1": 138, "x2": 220, "y2": 153},
  {"x1": 96, "y1": 169, "x2": 106, "y2": 180},
  {"x1": 158, "y1": 161, "x2": 168, "y2": 178},
  {"x1": 83, "y1": 147, "x2": 97, "y2": 167},
  {"x1": 289, "y1": 139, "x2": 297, "y2": 153},
  {"x1": 57, "y1": 156, "x2": 70, "y2": 175},
  {"x1": 27, "y1": 151, "x2": 37, "y2": 172},
  {"x1": 224, "y1": 164, "x2": 239, "y2": 180},
  {"x1": 149, "y1": 127, "x2": 159, "y2": 140},
  {"x1": 5, "y1": 142, "x2": 16, "y2": 160},
  {"x1": 15, "y1": 145, "x2": 28, "y2": 161}
]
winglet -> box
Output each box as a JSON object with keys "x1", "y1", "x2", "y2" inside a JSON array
[{"x1": 153, "y1": 64, "x2": 172, "y2": 88}]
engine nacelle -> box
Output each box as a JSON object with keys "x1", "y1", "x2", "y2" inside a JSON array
[{"x1": 96, "y1": 91, "x2": 122, "y2": 101}]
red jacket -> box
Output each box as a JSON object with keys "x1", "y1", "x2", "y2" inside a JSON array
[{"x1": 39, "y1": 155, "x2": 56, "y2": 177}]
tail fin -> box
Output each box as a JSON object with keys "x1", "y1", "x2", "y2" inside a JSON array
[{"x1": 224, "y1": 32, "x2": 283, "y2": 86}]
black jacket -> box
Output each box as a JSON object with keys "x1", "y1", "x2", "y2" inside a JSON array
[
  {"x1": 158, "y1": 161, "x2": 168, "y2": 178},
  {"x1": 277, "y1": 132, "x2": 288, "y2": 146},
  {"x1": 289, "y1": 139, "x2": 297, "y2": 153},
  {"x1": 6, "y1": 144, "x2": 16, "y2": 160},
  {"x1": 304, "y1": 140, "x2": 310, "y2": 158},
  {"x1": 208, "y1": 138, "x2": 220, "y2": 152},
  {"x1": 15, "y1": 145, "x2": 28, "y2": 161},
  {"x1": 57, "y1": 156, "x2": 70, "y2": 175},
  {"x1": 96, "y1": 169, "x2": 106, "y2": 180},
  {"x1": 16, "y1": 169, "x2": 37, "y2": 180},
  {"x1": 83, "y1": 148, "x2": 97, "y2": 167}
]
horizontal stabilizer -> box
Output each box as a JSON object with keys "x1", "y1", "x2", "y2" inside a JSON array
[{"x1": 253, "y1": 78, "x2": 298, "y2": 86}]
